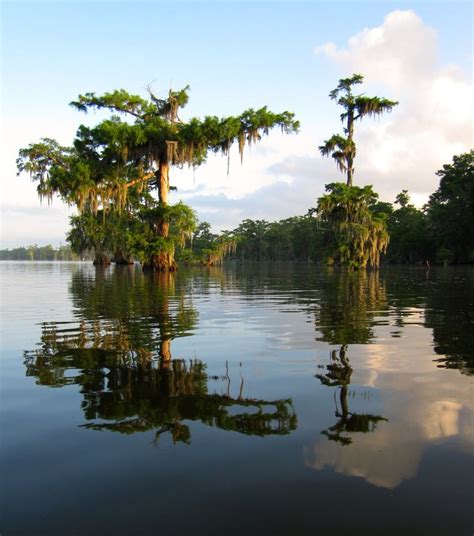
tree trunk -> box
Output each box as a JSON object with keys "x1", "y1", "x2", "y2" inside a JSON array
[
  {"x1": 159, "y1": 338, "x2": 172, "y2": 363},
  {"x1": 157, "y1": 272, "x2": 173, "y2": 364},
  {"x1": 347, "y1": 161, "x2": 354, "y2": 187},
  {"x1": 142, "y1": 160, "x2": 177, "y2": 272},
  {"x1": 113, "y1": 249, "x2": 134, "y2": 265},
  {"x1": 93, "y1": 251, "x2": 111, "y2": 266},
  {"x1": 142, "y1": 252, "x2": 177, "y2": 272},
  {"x1": 346, "y1": 110, "x2": 355, "y2": 187}
]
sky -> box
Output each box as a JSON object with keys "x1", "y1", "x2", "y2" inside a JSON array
[{"x1": 1, "y1": 0, "x2": 472, "y2": 248}]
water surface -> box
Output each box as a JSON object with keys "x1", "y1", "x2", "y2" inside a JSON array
[{"x1": 1, "y1": 262, "x2": 473, "y2": 534}]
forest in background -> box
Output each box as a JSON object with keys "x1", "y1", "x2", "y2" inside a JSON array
[
  {"x1": 3, "y1": 150, "x2": 473, "y2": 266},
  {"x1": 12, "y1": 76, "x2": 474, "y2": 268}
]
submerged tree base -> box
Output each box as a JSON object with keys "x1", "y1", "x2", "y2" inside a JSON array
[
  {"x1": 142, "y1": 253, "x2": 178, "y2": 272},
  {"x1": 93, "y1": 253, "x2": 111, "y2": 266},
  {"x1": 318, "y1": 183, "x2": 389, "y2": 270},
  {"x1": 113, "y1": 255, "x2": 135, "y2": 265}
]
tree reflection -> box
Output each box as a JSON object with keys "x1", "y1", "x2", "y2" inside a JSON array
[
  {"x1": 314, "y1": 269, "x2": 388, "y2": 345},
  {"x1": 423, "y1": 270, "x2": 474, "y2": 375},
  {"x1": 81, "y1": 359, "x2": 296, "y2": 442},
  {"x1": 24, "y1": 267, "x2": 297, "y2": 442},
  {"x1": 68, "y1": 268, "x2": 197, "y2": 363},
  {"x1": 313, "y1": 270, "x2": 387, "y2": 444},
  {"x1": 316, "y1": 345, "x2": 386, "y2": 445}
]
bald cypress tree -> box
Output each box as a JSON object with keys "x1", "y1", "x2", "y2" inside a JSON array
[
  {"x1": 17, "y1": 87, "x2": 299, "y2": 271},
  {"x1": 18, "y1": 86, "x2": 299, "y2": 271},
  {"x1": 317, "y1": 75, "x2": 396, "y2": 268},
  {"x1": 319, "y1": 74, "x2": 397, "y2": 187}
]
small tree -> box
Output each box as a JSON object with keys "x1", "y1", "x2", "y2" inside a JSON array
[
  {"x1": 67, "y1": 211, "x2": 114, "y2": 265},
  {"x1": 317, "y1": 183, "x2": 389, "y2": 268},
  {"x1": 316, "y1": 74, "x2": 396, "y2": 268},
  {"x1": 319, "y1": 74, "x2": 398, "y2": 187}
]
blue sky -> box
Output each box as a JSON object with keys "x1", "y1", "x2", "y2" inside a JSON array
[{"x1": 1, "y1": 1, "x2": 472, "y2": 247}]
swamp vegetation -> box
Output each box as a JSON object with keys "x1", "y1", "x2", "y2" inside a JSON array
[{"x1": 14, "y1": 75, "x2": 473, "y2": 268}]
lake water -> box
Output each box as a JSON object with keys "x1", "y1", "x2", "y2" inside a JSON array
[{"x1": 1, "y1": 262, "x2": 473, "y2": 535}]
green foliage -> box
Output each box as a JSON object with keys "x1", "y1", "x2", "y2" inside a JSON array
[
  {"x1": 192, "y1": 222, "x2": 218, "y2": 252},
  {"x1": 384, "y1": 191, "x2": 432, "y2": 263},
  {"x1": 394, "y1": 189, "x2": 410, "y2": 208},
  {"x1": 316, "y1": 74, "x2": 396, "y2": 269},
  {"x1": 67, "y1": 211, "x2": 110, "y2": 257},
  {"x1": 127, "y1": 201, "x2": 197, "y2": 264},
  {"x1": 69, "y1": 210, "x2": 139, "y2": 264},
  {"x1": 0, "y1": 244, "x2": 83, "y2": 261},
  {"x1": 320, "y1": 73, "x2": 398, "y2": 187},
  {"x1": 71, "y1": 86, "x2": 299, "y2": 167},
  {"x1": 17, "y1": 123, "x2": 150, "y2": 214},
  {"x1": 176, "y1": 222, "x2": 237, "y2": 266},
  {"x1": 200, "y1": 235, "x2": 238, "y2": 266},
  {"x1": 19, "y1": 85, "x2": 299, "y2": 270},
  {"x1": 426, "y1": 151, "x2": 474, "y2": 264},
  {"x1": 230, "y1": 214, "x2": 325, "y2": 261},
  {"x1": 317, "y1": 183, "x2": 389, "y2": 268}
]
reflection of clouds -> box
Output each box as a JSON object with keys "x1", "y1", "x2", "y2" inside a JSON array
[
  {"x1": 306, "y1": 394, "x2": 473, "y2": 489},
  {"x1": 307, "y1": 338, "x2": 474, "y2": 489},
  {"x1": 305, "y1": 422, "x2": 422, "y2": 489},
  {"x1": 423, "y1": 401, "x2": 462, "y2": 441}
]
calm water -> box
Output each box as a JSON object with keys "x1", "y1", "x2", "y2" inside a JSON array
[{"x1": 1, "y1": 262, "x2": 473, "y2": 535}]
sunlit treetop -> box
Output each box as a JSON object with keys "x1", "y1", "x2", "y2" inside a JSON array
[
  {"x1": 329, "y1": 73, "x2": 398, "y2": 126},
  {"x1": 70, "y1": 85, "x2": 299, "y2": 167},
  {"x1": 319, "y1": 73, "x2": 398, "y2": 186},
  {"x1": 18, "y1": 86, "x2": 299, "y2": 214}
]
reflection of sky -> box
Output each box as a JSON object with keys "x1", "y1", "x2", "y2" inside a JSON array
[
  {"x1": 305, "y1": 326, "x2": 474, "y2": 489},
  {"x1": 6, "y1": 263, "x2": 473, "y2": 492},
  {"x1": 190, "y1": 270, "x2": 474, "y2": 490}
]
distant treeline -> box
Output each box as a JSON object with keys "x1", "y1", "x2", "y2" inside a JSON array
[
  {"x1": 188, "y1": 152, "x2": 473, "y2": 265},
  {"x1": 0, "y1": 244, "x2": 93, "y2": 261},
  {"x1": 5, "y1": 152, "x2": 473, "y2": 266}
]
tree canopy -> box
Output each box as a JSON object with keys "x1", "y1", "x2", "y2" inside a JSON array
[
  {"x1": 319, "y1": 74, "x2": 398, "y2": 187},
  {"x1": 18, "y1": 86, "x2": 299, "y2": 270},
  {"x1": 426, "y1": 151, "x2": 474, "y2": 264}
]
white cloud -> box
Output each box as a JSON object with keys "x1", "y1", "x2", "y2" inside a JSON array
[
  {"x1": 180, "y1": 8, "x2": 473, "y2": 228},
  {"x1": 313, "y1": 9, "x2": 473, "y2": 203},
  {"x1": 3, "y1": 9, "x2": 472, "y2": 244}
]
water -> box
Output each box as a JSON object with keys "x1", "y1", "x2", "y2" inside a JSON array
[{"x1": 1, "y1": 262, "x2": 473, "y2": 535}]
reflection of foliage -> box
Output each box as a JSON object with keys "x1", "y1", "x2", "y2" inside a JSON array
[
  {"x1": 24, "y1": 347, "x2": 297, "y2": 442},
  {"x1": 312, "y1": 267, "x2": 473, "y2": 376},
  {"x1": 423, "y1": 270, "x2": 474, "y2": 375},
  {"x1": 24, "y1": 268, "x2": 199, "y2": 387},
  {"x1": 314, "y1": 269, "x2": 388, "y2": 344},
  {"x1": 24, "y1": 266, "x2": 297, "y2": 442},
  {"x1": 80, "y1": 360, "x2": 296, "y2": 441},
  {"x1": 316, "y1": 345, "x2": 386, "y2": 446},
  {"x1": 68, "y1": 268, "x2": 197, "y2": 360},
  {"x1": 376, "y1": 268, "x2": 474, "y2": 375}
]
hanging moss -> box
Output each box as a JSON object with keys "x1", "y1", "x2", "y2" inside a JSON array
[
  {"x1": 318, "y1": 183, "x2": 389, "y2": 269},
  {"x1": 18, "y1": 86, "x2": 299, "y2": 271}
]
